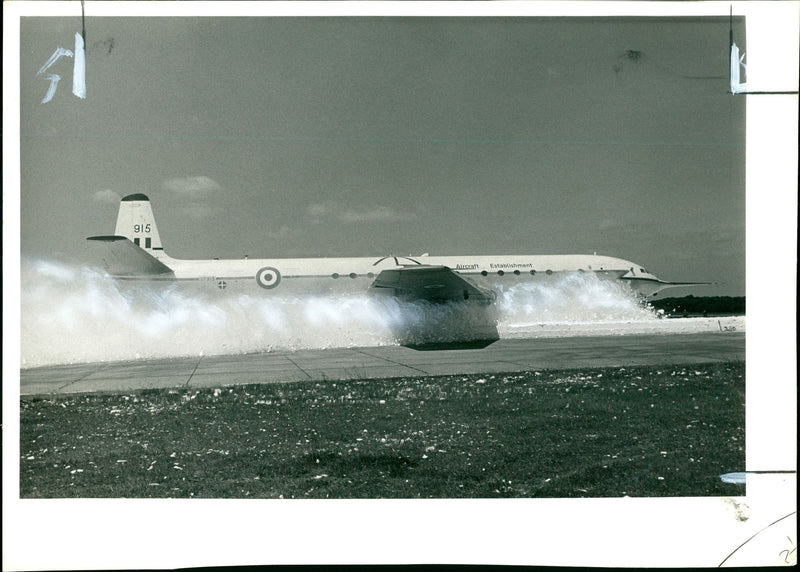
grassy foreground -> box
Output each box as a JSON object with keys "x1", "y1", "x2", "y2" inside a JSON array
[{"x1": 20, "y1": 361, "x2": 745, "y2": 498}]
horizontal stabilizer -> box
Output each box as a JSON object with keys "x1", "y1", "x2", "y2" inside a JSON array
[
  {"x1": 87, "y1": 235, "x2": 174, "y2": 277},
  {"x1": 371, "y1": 265, "x2": 496, "y2": 303},
  {"x1": 621, "y1": 275, "x2": 713, "y2": 297},
  {"x1": 660, "y1": 281, "x2": 713, "y2": 287}
]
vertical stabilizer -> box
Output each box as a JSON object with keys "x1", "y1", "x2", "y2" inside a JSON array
[{"x1": 114, "y1": 194, "x2": 166, "y2": 257}]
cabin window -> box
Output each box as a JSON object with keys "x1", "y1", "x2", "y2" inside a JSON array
[
  {"x1": 481, "y1": 270, "x2": 488, "y2": 276},
  {"x1": 497, "y1": 270, "x2": 505, "y2": 276},
  {"x1": 134, "y1": 238, "x2": 140, "y2": 246},
  {"x1": 530, "y1": 270, "x2": 536, "y2": 275},
  {"x1": 145, "y1": 237, "x2": 152, "y2": 249},
  {"x1": 367, "y1": 272, "x2": 375, "y2": 278},
  {"x1": 513, "y1": 270, "x2": 520, "y2": 276},
  {"x1": 578, "y1": 268, "x2": 584, "y2": 273},
  {"x1": 332, "y1": 273, "x2": 340, "y2": 279},
  {"x1": 546, "y1": 269, "x2": 553, "y2": 275},
  {"x1": 349, "y1": 273, "x2": 357, "y2": 279}
]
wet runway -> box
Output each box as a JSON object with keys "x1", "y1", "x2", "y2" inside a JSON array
[{"x1": 20, "y1": 331, "x2": 745, "y2": 396}]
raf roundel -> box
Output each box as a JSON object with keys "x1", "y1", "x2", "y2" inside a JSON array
[{"x1": 255, "y1": 266, "x2": 281, "y2": 289}]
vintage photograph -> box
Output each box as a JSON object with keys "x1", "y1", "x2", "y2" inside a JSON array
[
  {"x1": 19, "y1": 11, "x2": 747, "y2": 495},
  {"x1": 5, "y1": 1, "x2": 796, "y2": 569}
]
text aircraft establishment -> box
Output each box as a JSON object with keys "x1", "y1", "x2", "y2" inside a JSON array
[{"x1": 88, "y1": 194, "x2": 707, "y2": 301}]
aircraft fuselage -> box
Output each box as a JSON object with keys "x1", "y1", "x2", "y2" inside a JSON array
[
  {"x1": 90, "y1": 194, "x2": 706, "y2": 300},
  {"x1": 129, "y1": 252, "x2": 669, "y2": 298}
]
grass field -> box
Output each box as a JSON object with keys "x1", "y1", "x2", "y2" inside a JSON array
[{"x1": 20, "y1": 361, "x2": 745, "y2": 498}]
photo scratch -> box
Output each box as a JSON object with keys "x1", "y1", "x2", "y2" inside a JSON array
[
  {"x1": 36, "y1": 32, "x2": 86, "y2": 103},
  {"x1": 36, "y1": 45, "x2": 72, "y2": 104}
]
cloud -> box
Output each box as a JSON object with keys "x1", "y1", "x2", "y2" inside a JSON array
[
  {"x1": 307, "y1": 202, "x2": 414, "y2": 224},
  {"x1": 339, "y1": 206, "x2": 412, "y2": 223},
  {"x1": 306, "y1": 203, "x2": 329, "y2": 218},
  {"x1": 93, "y1": 189, "x2": 121, "y2": 203},
  {"x1": 162, "y1": 176, "x2": 222, "y2": 196},
  {"x1": 599, "y1": 218, "x2": 623, "y2": 231},
  {"x1": 183, "y1": 203, "x2": 222, "y2": 220},
  {"x1": 262, "y1": 224, "x2": 302, "y2": 241}
]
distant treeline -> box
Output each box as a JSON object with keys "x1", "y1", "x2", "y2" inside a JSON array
[{"x1": 648, "y1": 296, "x2": 745, "y2": 316}]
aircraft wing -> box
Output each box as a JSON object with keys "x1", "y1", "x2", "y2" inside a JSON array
[
  {"x1": 621, "y1": 275, "x2": 713, "y2": 297},
  {"x1": 370, "y1": 265, "x2": 496, "y2": 303},
  {"x1": 87, "y1": 235, "x2": 174, "y2": 277}
]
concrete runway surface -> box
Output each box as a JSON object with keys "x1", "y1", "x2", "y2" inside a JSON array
[{"x1": 20, "y1": 331, "x2": 745, "y2": 397}]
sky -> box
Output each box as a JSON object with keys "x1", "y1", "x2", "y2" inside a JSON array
[{"x1": 19, "y1": 12, "x2": 748, "y2": 295}]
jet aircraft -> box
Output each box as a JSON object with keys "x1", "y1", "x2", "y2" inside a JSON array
[{"x1": 88, "y1": 194, "x2": 706, "y2": 302}]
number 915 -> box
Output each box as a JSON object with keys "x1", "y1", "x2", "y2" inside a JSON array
[{"x1": 134, "y1": 224, "x2": 151, "y2": 233}]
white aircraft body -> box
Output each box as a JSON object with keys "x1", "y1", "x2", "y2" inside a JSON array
[{"x1": 88, "y1": 194, "x2": 705, "y2": 301}]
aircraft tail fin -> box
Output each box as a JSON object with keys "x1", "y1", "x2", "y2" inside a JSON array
[
  {"x1": 112, "y1": 193, "x2": 169, "y2": 259},
  {"x1": 87, "y1": 193, "x2": 177, "y2": 277},
  {"x1": 86, "y1": 235, "x2": 174, "y2": 277}
]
